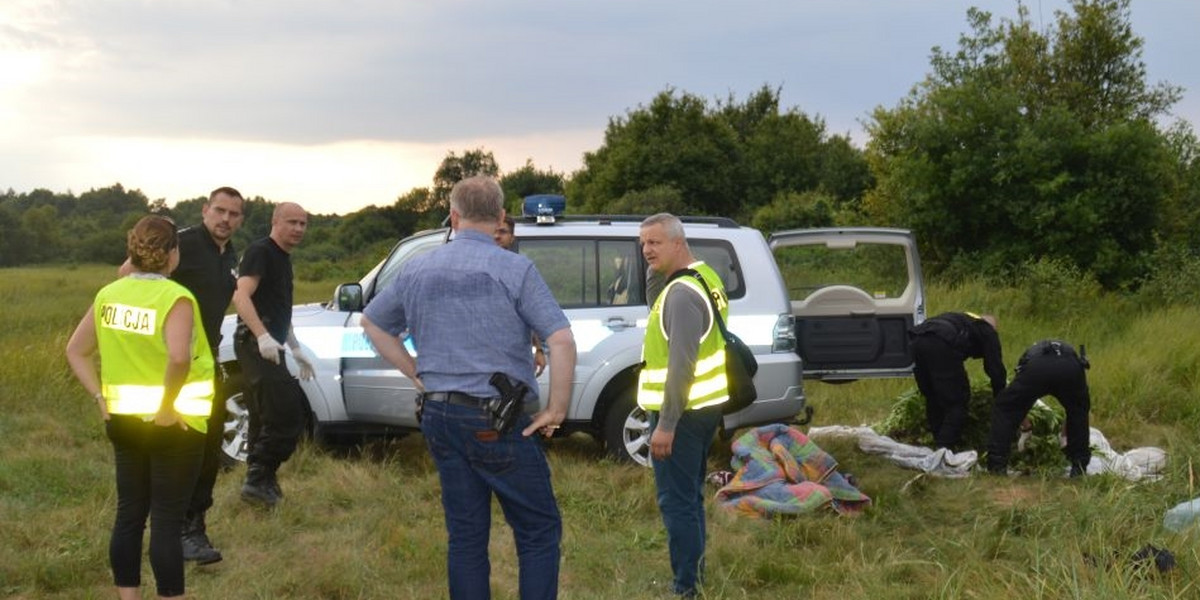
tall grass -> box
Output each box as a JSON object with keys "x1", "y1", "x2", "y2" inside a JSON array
[{"x1": 2, "y1": 265, "x2": 1198, "y2": 599}]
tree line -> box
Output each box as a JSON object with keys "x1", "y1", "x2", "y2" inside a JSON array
[{"x1": 3, "y1": 0, "x2": 1198, "y2": 295}]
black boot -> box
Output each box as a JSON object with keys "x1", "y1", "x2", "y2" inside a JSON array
[
  {"x1": 181, "y1": 511, "x2": 223, "y2": 565},
  {"x1": 1069, "y1": 460, "x2": 1088, "y2": 478},
  {"x1": 241, "y1": 463, "x2": 280, "y2": 507},
  {"x1": 985, "y1": 454, "x2": 1009, "y2": 475},
  {"x1": 266, "y1": 468, "x2": 284, "y2": 500}
]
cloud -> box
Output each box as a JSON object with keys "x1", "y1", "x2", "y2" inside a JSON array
[
  {"x1": 2, "y1": 0, "x2": 1197, "y2": 214},
  {"x1": 5, "y1": 0, "x2": 982, "y2": 147}
]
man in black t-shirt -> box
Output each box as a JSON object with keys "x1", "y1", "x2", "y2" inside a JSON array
[
  {"x1": 231, "y1": 202, "x2": 314, "y2": 507},
  {"x1": 909, "y1": 312, "x2": 1007, "y2": 450},
  {"x1": 118, "y1": 186, "x2": 245, "y2": 564}
]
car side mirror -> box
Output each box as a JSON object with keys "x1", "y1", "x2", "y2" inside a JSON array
[{"x1": 335, "y1": 283, "x2": 364, "y2": 312}]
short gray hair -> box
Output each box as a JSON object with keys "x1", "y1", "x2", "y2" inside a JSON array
[
  {"x1": 450, "y1": 176, "x2": 504, "y2": 223},
  {"x1": 641, "y1": 212, "x2": 686, "y2": 241}
]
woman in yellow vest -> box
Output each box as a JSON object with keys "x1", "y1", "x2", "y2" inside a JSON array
[{"x1": 66, "y1": 215, "x2": 214, "y2": 600}]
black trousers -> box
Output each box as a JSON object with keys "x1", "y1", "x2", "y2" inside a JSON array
[
  {"x1": 107, "y1": 415, "x2": 205, "y2": 596},
  {"x1": 986, "y1": 352, "x2": 1091, "y2": 471},
  {"x1": 186, "y1": 371, "x2": 227, "y2": 517},
  {"x1": 911, "y1": 334, "x2": 971, "y2": 449},
  {"x1": 235, "y1": 335, "x2": 307, "y2": 470}
]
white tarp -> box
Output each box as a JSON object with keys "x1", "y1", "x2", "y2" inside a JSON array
[
  {"x1": 807, "y1": 425, "x2": 1165, "y2": 481},
  {"x1": 1083, "y1": 427, "x2": 1167, "y2": 481}
]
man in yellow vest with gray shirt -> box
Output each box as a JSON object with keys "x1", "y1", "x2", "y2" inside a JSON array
[{"x1": 638, "y1": 213, "x2": 730, "y2": 598}]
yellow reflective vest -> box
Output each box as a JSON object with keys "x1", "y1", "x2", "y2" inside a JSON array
[
  {"x1": 637, "y1": 262, "x2": 729, "y2": 411},
  {"x1": 94, "y1": 275, "x2": 215, "y2": 432}
]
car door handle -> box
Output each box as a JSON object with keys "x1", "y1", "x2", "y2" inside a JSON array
[
  {"x1": 606, "y1": 317, "x2": 635, "y2": 330},
  {"x1": 850, "y1": 310, "x2": 877, "y2": 317}
]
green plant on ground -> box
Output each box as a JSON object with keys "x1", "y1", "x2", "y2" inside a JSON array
[{"x1": 874, "y1": 381, "x2": 1068, "y2": 472}]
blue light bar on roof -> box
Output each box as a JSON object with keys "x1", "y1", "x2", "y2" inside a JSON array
[{"x1": 523, "y1": 194, "x2": 566, "y2": 224}]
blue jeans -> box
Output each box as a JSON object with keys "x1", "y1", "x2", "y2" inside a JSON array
[
  {"x1": 650, "y1": 406, "x2": 722, "y2": 597},
  {"x1": 421, "y1": 400, "x2": 562, "y2": 600}
]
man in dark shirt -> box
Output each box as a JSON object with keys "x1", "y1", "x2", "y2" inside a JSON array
[
  {"x1": 174, "y1": 187, "x2": 243, "y2": 563},
  {"x1": 494, "y1": 214, "x2": 546, "y2": 375},
  {"x1": 493, "y1": 213, "x2": 516, "y2": 250},
  {"x1": 231, "y1": 202, "x2": 314, "y2": 507},
  {"x1": 987, "y1": 340, "x2": 1092, "y2": 476},
  {"x1": 909, "y1": 312, "x2": 1006, "y2": 450},
  {"x1": 118, "y1": 186, "x2": 244, "y2": 564}
]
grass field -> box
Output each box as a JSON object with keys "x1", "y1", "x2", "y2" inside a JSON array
[{"x1": 2, "y1": 264, "x2": 1198, "y2": 599}]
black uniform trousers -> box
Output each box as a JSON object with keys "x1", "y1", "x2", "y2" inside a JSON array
[
  {"x1": 186, "y1": 369, "x2": 227, "y2": 517},
  {"x1": 986, "y1": 350, "x2": 1091, "y2": 472},
  {"x1": 911, "y1": 334, "x2": 972, "y2": 449},
  {"x1": 234, "y1": 334, "x2": 307, "y2": 471}
]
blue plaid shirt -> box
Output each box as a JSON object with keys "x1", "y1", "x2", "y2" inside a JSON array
[{"x1": 363, "y1": 228, "x2": 569, "y2": 398}]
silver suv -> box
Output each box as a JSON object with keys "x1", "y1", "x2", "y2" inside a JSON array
[{"x1": 218, "y1": 216, "x2": 925, "y2": 466}]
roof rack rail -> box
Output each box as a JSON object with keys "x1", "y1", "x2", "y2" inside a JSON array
[{"x1": 531, "y1": 214, "x2": 742, "y2": 228}]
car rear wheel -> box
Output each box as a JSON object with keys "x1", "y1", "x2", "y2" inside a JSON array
[{"x1": 602, "y1": 386, "x2": 651, "y2": 467}]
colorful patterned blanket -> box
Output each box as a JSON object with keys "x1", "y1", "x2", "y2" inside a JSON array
[{"x1": 715, "y1": 424, "x2": 871, "y2": 518}]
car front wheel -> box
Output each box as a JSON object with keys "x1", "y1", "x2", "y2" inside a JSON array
[
  {"x1": 602, "y1": 387, "x2": 651, "y2": 467},
  {"x1": 219, "y1": 373, "x2": 250, "y2": 466}
]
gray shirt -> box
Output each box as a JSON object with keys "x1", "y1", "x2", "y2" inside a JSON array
[
  {"x1": 656, "y1": 277, "x2": 711, "y2": 433},
  {"x1": 363, "y1": 229, "x2": 569, "y2": 398}
]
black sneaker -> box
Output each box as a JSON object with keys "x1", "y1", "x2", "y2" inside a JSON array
[{"x1": 182, "y1": 531, "x2": 223, "y2": 565}]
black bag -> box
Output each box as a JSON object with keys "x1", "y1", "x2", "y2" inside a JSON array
[{"x1": 670, "y1": 269, "x2": 759, "y2": 414}]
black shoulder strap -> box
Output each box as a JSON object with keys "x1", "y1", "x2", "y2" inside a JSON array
[{"x1": 665, "y1": 267, "x2": 729, "y2": 337}]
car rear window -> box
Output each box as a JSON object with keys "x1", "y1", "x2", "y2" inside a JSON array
[
  {"x1": 521, "y1": 237, "x2": 744, "y2": 308},
  {"x1": 774, "y1": 241, "x2": 910, "y2": 300}
]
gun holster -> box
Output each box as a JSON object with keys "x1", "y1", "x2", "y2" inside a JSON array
[
  {"x1": 234, "y1": 323, "x2": 251, "y2": 345},
  {"x1": 487, "y1": 373, "x2": 528, "y2": 435}
]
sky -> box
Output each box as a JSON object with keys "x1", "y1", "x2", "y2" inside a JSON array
[{"x1": 2, "y1": 0, "x2": 1197, "y2": 216}]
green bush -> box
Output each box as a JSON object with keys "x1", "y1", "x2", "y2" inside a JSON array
[
  {"x1": 1010, "y1": 256, "x2": 1103, "y2": 321},
  {"x1": 1136, "y1": 244, "x2": 1200, "y2": 307}
]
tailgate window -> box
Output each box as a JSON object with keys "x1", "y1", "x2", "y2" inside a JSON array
[{"x1": 774, "y1": 242, "x2": 909, "y2": 301}]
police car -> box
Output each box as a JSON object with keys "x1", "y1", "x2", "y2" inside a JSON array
[{"x1": 217, "y1": 197, "x2": 926, "y2": 466}]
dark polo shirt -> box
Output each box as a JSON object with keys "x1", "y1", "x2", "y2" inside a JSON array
[{"x1": 172, "y1": 225, "x2": 238, "y2": 355}]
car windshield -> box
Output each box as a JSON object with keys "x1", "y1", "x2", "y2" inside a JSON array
[{"x1": 370, "y1": 232, "x2": 445, "y2": 301}]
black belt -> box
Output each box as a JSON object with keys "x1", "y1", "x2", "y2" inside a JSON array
[{"x1": 422, "y1": 392, "x2": 494, "y2": 408}]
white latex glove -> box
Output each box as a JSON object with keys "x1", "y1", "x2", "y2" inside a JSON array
[
  {"x1": 1017, "y1": 429, "x2": 1031, "y2": 452},
  {"x1": 290, "y1": 345, "x2": 316, "y2": 381},
  {"x1": 257, "y1": 333, "x2": 284, "y2": 364}
]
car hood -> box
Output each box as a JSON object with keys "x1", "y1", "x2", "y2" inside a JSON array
[{"x1": 216, "y1": 302, "x2": 344, "y2": 364}]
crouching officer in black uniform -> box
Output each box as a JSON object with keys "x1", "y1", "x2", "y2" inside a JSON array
[
  {"x1": 986, "y1": 340, "x2": 1092, "y2": 476},
  {"x1": 909, "y1": 312, "x2": 1006, "y2": 450}
]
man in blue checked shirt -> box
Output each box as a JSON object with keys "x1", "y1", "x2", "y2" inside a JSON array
[{"x1": 362, "y1": 175, "x2": 576, "y2": 600}]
